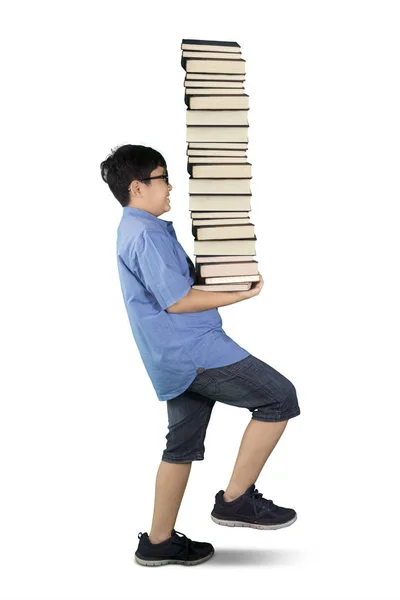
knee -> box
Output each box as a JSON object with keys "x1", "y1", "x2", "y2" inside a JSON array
[{"x1": 282, "y1": 380, "x2": 300, "y2": 415}]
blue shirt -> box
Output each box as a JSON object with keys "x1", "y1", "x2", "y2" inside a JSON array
[{"x1": 116, "y1": 206, "x2": 250, "y2": 400}]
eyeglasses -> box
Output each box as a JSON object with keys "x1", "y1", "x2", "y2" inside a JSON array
[{"x1": 128, "y1": 171, "x2": 169, "y2": 190}]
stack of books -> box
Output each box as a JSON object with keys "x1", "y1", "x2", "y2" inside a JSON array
[{"x1": 181, "y1": 38, "x2": 260, "y2": 292}]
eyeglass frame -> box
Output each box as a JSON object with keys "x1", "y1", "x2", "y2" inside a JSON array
[{"x1": 128, "y1": 170, "x2": 169, "y2": 191}]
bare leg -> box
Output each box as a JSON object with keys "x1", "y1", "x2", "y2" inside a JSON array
[
  {"x1": 148, "y1": 460, "x2": 192, "y2": 544},
  {"x1": 223, "y1": 419, "x2": 288, "y2": 502}
]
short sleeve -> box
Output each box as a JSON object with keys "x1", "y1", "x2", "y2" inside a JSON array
[{"x1": 134, "y1": 230, "x2": 191, "y2": 310}]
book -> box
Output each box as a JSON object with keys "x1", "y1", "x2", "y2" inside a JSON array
[
  {"x1": 204, "y1": 274, "x2": 260, "y2": 285},
  {"x1": 188, "y1": 142, "x2": 248, "y2": 149},
  {"x1": 182, "y1": 51, "x2": 242, "y2": 59},
  {"x1": 189, "y1": 196, "x2": 251, "y2": 211},
  {"x1": 192, "y1": 282, "x2": 252, "y2": 291},
  {"x1": 187, "y1": 95, "x2": 249, "y2": 110},
  {"x1": 193, "y1": 224, "x2": 255, "y2": 241},
  {"x1": 192, "y1": 217, "x2": 250, "y2": 225},
  {"x1": 188, "y1": 156, "x2": 248, "y2": 163},
  {"x1": 182, "y1": 38, "x2": 260, "y2": 290},
  {"x1": 193, "y1": 238, "x2": 256, "y2": 255},
  {"x1": 198, "y1": 260, "x2": 258, "y2": 277},
  {"x1": 189, "y1": 179, "x2": 251, "y2": 195},
  {"x1": 185, "y1": 87, "x2": 245, "y2": 95},
  {"x1": 187, "y1": 149, "x2": 247, "y2": 156},
  {"x1": 181, "y1": 39, "x2": 242, "y2": 53},
  {"x1": 190, "y1": 211, "x2": 250, "y2": 218},
  {"x1": 186, "y1": 126, "x2": 249, "y2": 143},
  {"x1": 186, "y1": 73, "x2": 245, "y2": 81},
  {"x1": 184, "y1": 80, "x2": 244, "y2": 88},
  {"x1": 188, "y1": 163, "x2": 252, "y2": 178},
  {"x1": 195, "y1": 255, "x2": 255, "y2": 263},
  {"x1": 182, "y1": 58, "x2": 246, "y2": 75},
  {"x1": 194, "y1": 257, "x2": 258, "y2": 286},
  {"x1": 186, "y1": 110, "x2": 249, "y2": 126}
]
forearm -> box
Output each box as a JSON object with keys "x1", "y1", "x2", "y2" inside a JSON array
[{"x1": 166, "y1": 287, "x2": 243, "y2": 313}]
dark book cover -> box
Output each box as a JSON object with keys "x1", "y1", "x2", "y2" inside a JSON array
[
  {"x1": 181, "y1": 39, "x2": 241, "y2": 48},
  {"x1": 187, "y1": 124, "x2": 248, "y2": 127},
  {"x1": 186, "y1": 107, "x2": 249, "y2": 112}
]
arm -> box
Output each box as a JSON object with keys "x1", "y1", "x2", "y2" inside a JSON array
[
  {"x1": 166, "y1": 273, "x2": 264, "y2": 313},
  {"x1": 132, "y1": 229, "x2": 263, "y2": 313},
  {"x1": 166, "y1": 287, "x2": 242, "y2": 313}
]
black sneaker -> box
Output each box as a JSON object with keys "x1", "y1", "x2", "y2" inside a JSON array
[
  {"x1": 211, "y1": 484, "x2": 297, "y2": 530},
  {"x1": 134, "y1": 529, "x2": 214, "y2": 567}
]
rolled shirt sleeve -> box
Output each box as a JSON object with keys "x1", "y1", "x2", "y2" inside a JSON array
[{"x1": 134, "y1": 230, "x2": 192, "y2": 310}]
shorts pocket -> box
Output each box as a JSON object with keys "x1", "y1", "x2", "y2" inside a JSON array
[
  {"x1": 222, "y1": 355, "x2": 258, "y2": 376},
  {"x1": 188, "y1": 371, "x2": 214, "y2": 393}
]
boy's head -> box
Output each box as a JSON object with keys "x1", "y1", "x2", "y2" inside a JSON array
[{"x1": 100, "y1": 144, "x2": 173, "y2": 216}]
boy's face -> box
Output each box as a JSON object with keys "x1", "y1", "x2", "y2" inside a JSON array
[{"x1": 128, "y1": 165, "x2": 173, "y2": 216}]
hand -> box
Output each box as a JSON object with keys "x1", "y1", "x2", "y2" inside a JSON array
[{"x1": 235, "y1": 272, "x2": 264, "y2": 300}]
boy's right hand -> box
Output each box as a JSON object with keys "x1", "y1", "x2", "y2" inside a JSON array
[{"x1": 235, "y1": 272, "x2": 264, "y2": 300}]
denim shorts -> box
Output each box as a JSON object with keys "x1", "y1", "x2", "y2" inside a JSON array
[{"x1": 161, "y1": 353, "x2": 301, "y2": 464}]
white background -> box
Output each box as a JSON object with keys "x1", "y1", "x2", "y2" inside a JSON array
[{"x1": 1, "y1": 1, "x2": 399, "y2": 599}]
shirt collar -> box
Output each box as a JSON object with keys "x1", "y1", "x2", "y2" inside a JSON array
[{"x1": 123, "y1": 206, "x2": 173, "y2": 229}]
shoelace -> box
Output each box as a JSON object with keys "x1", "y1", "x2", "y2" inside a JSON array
[
  {"x1": 171, "y1": 530, "x2": 195, "y2": 562},
  {"x1": 248, "y1": 487, "x2": 274, "y2": 518}
]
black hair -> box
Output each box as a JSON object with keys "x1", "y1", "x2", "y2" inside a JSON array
[{"x1": 100, "y1": 144, "x2": 167, "y2": 207}]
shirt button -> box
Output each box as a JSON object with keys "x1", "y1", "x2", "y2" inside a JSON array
[{"x1": 197, "y1": 367, "x2": 205, "y2": 374}]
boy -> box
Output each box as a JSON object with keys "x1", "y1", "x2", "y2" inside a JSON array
[{"x1": 100, "y1": 144, "x2": 301, "y2": 567}]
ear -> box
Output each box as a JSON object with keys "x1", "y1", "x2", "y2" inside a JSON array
[{"x1": 130, "y1": 180, "x2": 142, "y2": 197}]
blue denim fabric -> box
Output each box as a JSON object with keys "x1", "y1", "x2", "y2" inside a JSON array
[{"x1": 161, "y1": 354, "x2": 301, "y2": 464}]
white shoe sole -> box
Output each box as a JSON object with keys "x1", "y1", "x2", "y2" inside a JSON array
[
  {"x1": 134, "y1": 549, "x2": 214, "y2": 567},
  {"x1": 211, "y1": 513, "x2": 297, "y2": 530}
]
